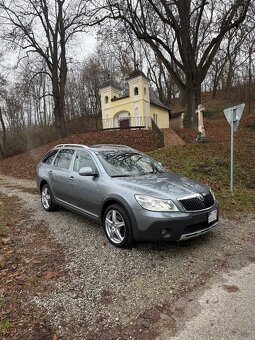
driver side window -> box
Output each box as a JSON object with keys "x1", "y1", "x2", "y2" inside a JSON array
[
  {"x1": 73, "y1": 151, "x2": 97, "y2": 172},
  {"x1": 53, "y1": 149, "x2": 74, "y2": 169}
]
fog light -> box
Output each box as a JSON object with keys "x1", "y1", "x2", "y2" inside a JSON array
[{"x1": 162, "y1": 229, "x2": 171, "y2": 239}]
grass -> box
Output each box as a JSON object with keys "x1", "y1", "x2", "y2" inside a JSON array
[
  {"x1": 0, "y1": 205, "x2": 10, "y2": 238},
  {"x1": 217, "y1": 189, "x2": 255, "y2": 218},
  {"x1": 149, "y1": 116, "x2": 255, "y2": 219},
  {"x1": 0, "y1": 225, "x2": 9, "y2": 238},
  {"x1": 27, "y1": 275, "x2": 40, "y2": 285},
  {"x1": 0, "y1": 321, "x2": 13, "y2": 332},
  {"x1": 0, "y1": 261, "x2": 6, "y2": 270}
]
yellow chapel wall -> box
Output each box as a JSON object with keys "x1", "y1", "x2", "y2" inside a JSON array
[
  {"x1": 100, "y1": 86, "x2": 122, "y2": 117},
  {"x1": 150, "y1": 105, "x2": 170, "y2": 129},
  {"x1": 128, "y1": 76, "x2": 150, "y2": 120},
  {"x1": 99, "y1": 76, "x2": 170, "y2": 129}
]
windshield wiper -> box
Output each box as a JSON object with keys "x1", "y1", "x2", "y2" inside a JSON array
[{"x1": 111, "y1": 174, "x2": 132, "y2": 178}]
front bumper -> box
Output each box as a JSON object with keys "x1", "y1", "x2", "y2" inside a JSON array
[{"x1": 132, "y1": 202, "x2": 219, "y2": 242}]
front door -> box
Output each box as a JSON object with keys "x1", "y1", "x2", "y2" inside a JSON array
[{"x1": 68, "y1": 150, "x2": 101, "y2": 219}]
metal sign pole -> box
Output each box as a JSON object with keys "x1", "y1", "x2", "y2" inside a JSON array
[
  {"x1": 224, "y1": 103, "x2": 244, "y2": 193},
  {"x1": 230, "y1": 108, "x2": 236, "y2": 192}
]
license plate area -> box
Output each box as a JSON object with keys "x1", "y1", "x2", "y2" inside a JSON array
[{"x1": 208, "y1": 209, "x2": 217, "y2": 224}]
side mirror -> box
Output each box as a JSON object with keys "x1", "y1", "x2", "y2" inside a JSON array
[{"x1": 79, "y1": 167, "x2": 98, "y2": 176}]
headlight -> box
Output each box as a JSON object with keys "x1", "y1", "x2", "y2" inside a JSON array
[{"x1": 135, "y1": 195, "x2": 179, "y2": 212}]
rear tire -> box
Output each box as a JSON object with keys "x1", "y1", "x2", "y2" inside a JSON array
[
  {"x1": 41, "y1": 184, "x2": 57, "y2": 211},
  {"x1": 103, "y1": 204, "x2": 134, "y2": 248}
]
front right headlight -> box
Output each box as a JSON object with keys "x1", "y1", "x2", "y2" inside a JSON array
[
  {"x1": 135, "y1": 195, "x2": 179, "y2": 212},
  {"x1": 210, "y1": 188, "x2": 216, "y2": 200}
]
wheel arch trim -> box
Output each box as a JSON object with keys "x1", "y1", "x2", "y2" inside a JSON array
[{"x1": 100, "y1": 195, "x2": 138, "y2": 235}]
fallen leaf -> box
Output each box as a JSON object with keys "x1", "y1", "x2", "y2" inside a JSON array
[
  {"x1": 1, "y1": 237, "x2": 11, "y2": 245},
  {"x1": 42, "y1": 271, "x2": 59, "y2": 280},
  {"x1": 5, "y1": 222, "x2": 15, "y2": 228}
]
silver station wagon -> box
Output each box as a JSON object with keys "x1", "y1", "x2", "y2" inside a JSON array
[{"x1": 36, "y1": 144, "x2": 219, "y2": 247}]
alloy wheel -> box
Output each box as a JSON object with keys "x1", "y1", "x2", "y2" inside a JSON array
[{"x1": 105, "y1": 209, "x2": 126, "y2": 244}]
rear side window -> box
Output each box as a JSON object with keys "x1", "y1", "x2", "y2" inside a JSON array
[
  {"x1": 42, "y1": 150, "x2": 58, "y2": 165},
  {"x1": 53, "y1": 149, "x2": 75, "y2": 169}
]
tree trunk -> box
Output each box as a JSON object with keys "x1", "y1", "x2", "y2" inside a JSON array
[
  {"x1": 53, "y1": 90, "x2": 66, "y2": 138},
  {"x1": 52, "y1": 63, "x2": 66, "y2": 138},
  {"x1": 0, "y1": 107, "x2": 7, "y2": 156},
  {"x1": 186, "y1": 89, "x2": 196, "y2": 128},
  {"x1": 185, "y1": 81, "x2": 201, "y2": 128},
  {"x1": 58, "y1": 1, "x2": 67, "y2": 138}
]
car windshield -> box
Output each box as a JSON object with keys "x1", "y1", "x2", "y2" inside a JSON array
[{"x1": 97, "y1": 151, "x2": 166, "y2": 177}]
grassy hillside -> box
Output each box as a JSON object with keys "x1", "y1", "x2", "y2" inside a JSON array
[{"x1": 149, "y1": 114, "x2": 255, "y2": 218}]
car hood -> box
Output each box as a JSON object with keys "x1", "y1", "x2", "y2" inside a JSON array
[{"x1": 112, "y1": 172, "x2": 209, "y2": 199}]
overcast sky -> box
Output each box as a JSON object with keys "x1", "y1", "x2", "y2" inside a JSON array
[{"x1": 0, "y1": 30, "x2": 97, "y2": 83}]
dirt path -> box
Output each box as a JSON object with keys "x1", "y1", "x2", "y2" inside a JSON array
[
  {"x1": 0, "y1": 174, "x2": 255, "y2": 339},
  {"x1": 159, "y1": 263, "x2": 255, "y2": 340}
]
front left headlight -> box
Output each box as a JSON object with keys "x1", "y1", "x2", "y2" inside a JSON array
[{"x1": 135, "y1": 195, "x2": 179, "y2": 212}]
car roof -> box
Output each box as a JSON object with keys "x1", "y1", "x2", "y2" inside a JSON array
[
  {"x1": 54, "y1": 144, "x2": 89, "y2": 149},
  {"x1": 90, "y1": 144, "x2": 135, "y2": 151},
  {"x1": 53, "y1": 143, "x2": 136, "y2": 152}
]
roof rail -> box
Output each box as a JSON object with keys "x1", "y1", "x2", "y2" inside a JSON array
[
  {"x1": 54, "y1": 144, "x2": 89, "y2": 149},
  {"x1": 91, "y1": 144, "x2": 133, "y2": 149}
]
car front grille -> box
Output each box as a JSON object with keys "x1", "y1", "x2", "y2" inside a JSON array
[{"x1": 179, "y1": 192, "x2": 215, "y2": 211}]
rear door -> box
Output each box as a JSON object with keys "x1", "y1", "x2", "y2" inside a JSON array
[{"x1": 49, "y1": 148, "x2": 75, "y2": 202}]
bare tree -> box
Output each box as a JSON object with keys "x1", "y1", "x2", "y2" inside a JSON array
[
  {"x1": 0, "y1": 75, "x2": 7, "y2": 155},
  {"x1": 97, "y1": 25, "x2": 179, "y2": 104},
  {"x1": 207, "y1": 6, "x2": 255, "y2": 102},
  {"x1": 0, "y1": 0, "x2": 93, "y2": 137},
  {"x1": 239, "y1": 9, "x2": 255, "y2": 114},
  {"x1": 145, "y1": 46, "x2": 179, "y2": 105},
  {"x1": 99, "y1": 0, "x2": 251, "y2": 127},
  {"x1": 65, "y1": 54, "x2": 116, "y2": 119},
  {"x1": 209, "y1": 29, "x2": 243, "y2": 99}
]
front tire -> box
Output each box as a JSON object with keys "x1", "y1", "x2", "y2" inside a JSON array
[
  {"x1": 103, "y1": 204, "x2": 134, "y2": 248},
  {"x1": 41, "y1": 184, "x2": 57, "y2": 211}
]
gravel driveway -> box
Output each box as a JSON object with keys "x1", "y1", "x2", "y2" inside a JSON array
[{"x1": 0, "y1": 174, "x2": 255, "y2": 339}]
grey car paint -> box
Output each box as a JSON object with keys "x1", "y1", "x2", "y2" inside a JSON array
[{"x1": 37, "y1": 144, "x2": 219, "y2": 247}]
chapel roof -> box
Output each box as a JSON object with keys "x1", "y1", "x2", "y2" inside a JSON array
[
  {"x1": 100, "y1": 79, "x2": 122, "y2": 90},
  {"x1": 149, "y1": 88, "x2": 170, "y2": 111},
  {"x1": 128, "y1": 69, "x2": 150, "y2": 81}
]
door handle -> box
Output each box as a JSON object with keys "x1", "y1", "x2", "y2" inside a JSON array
[{"x1": 69, "y1": 176, "x2": 74, "y2": 181}]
